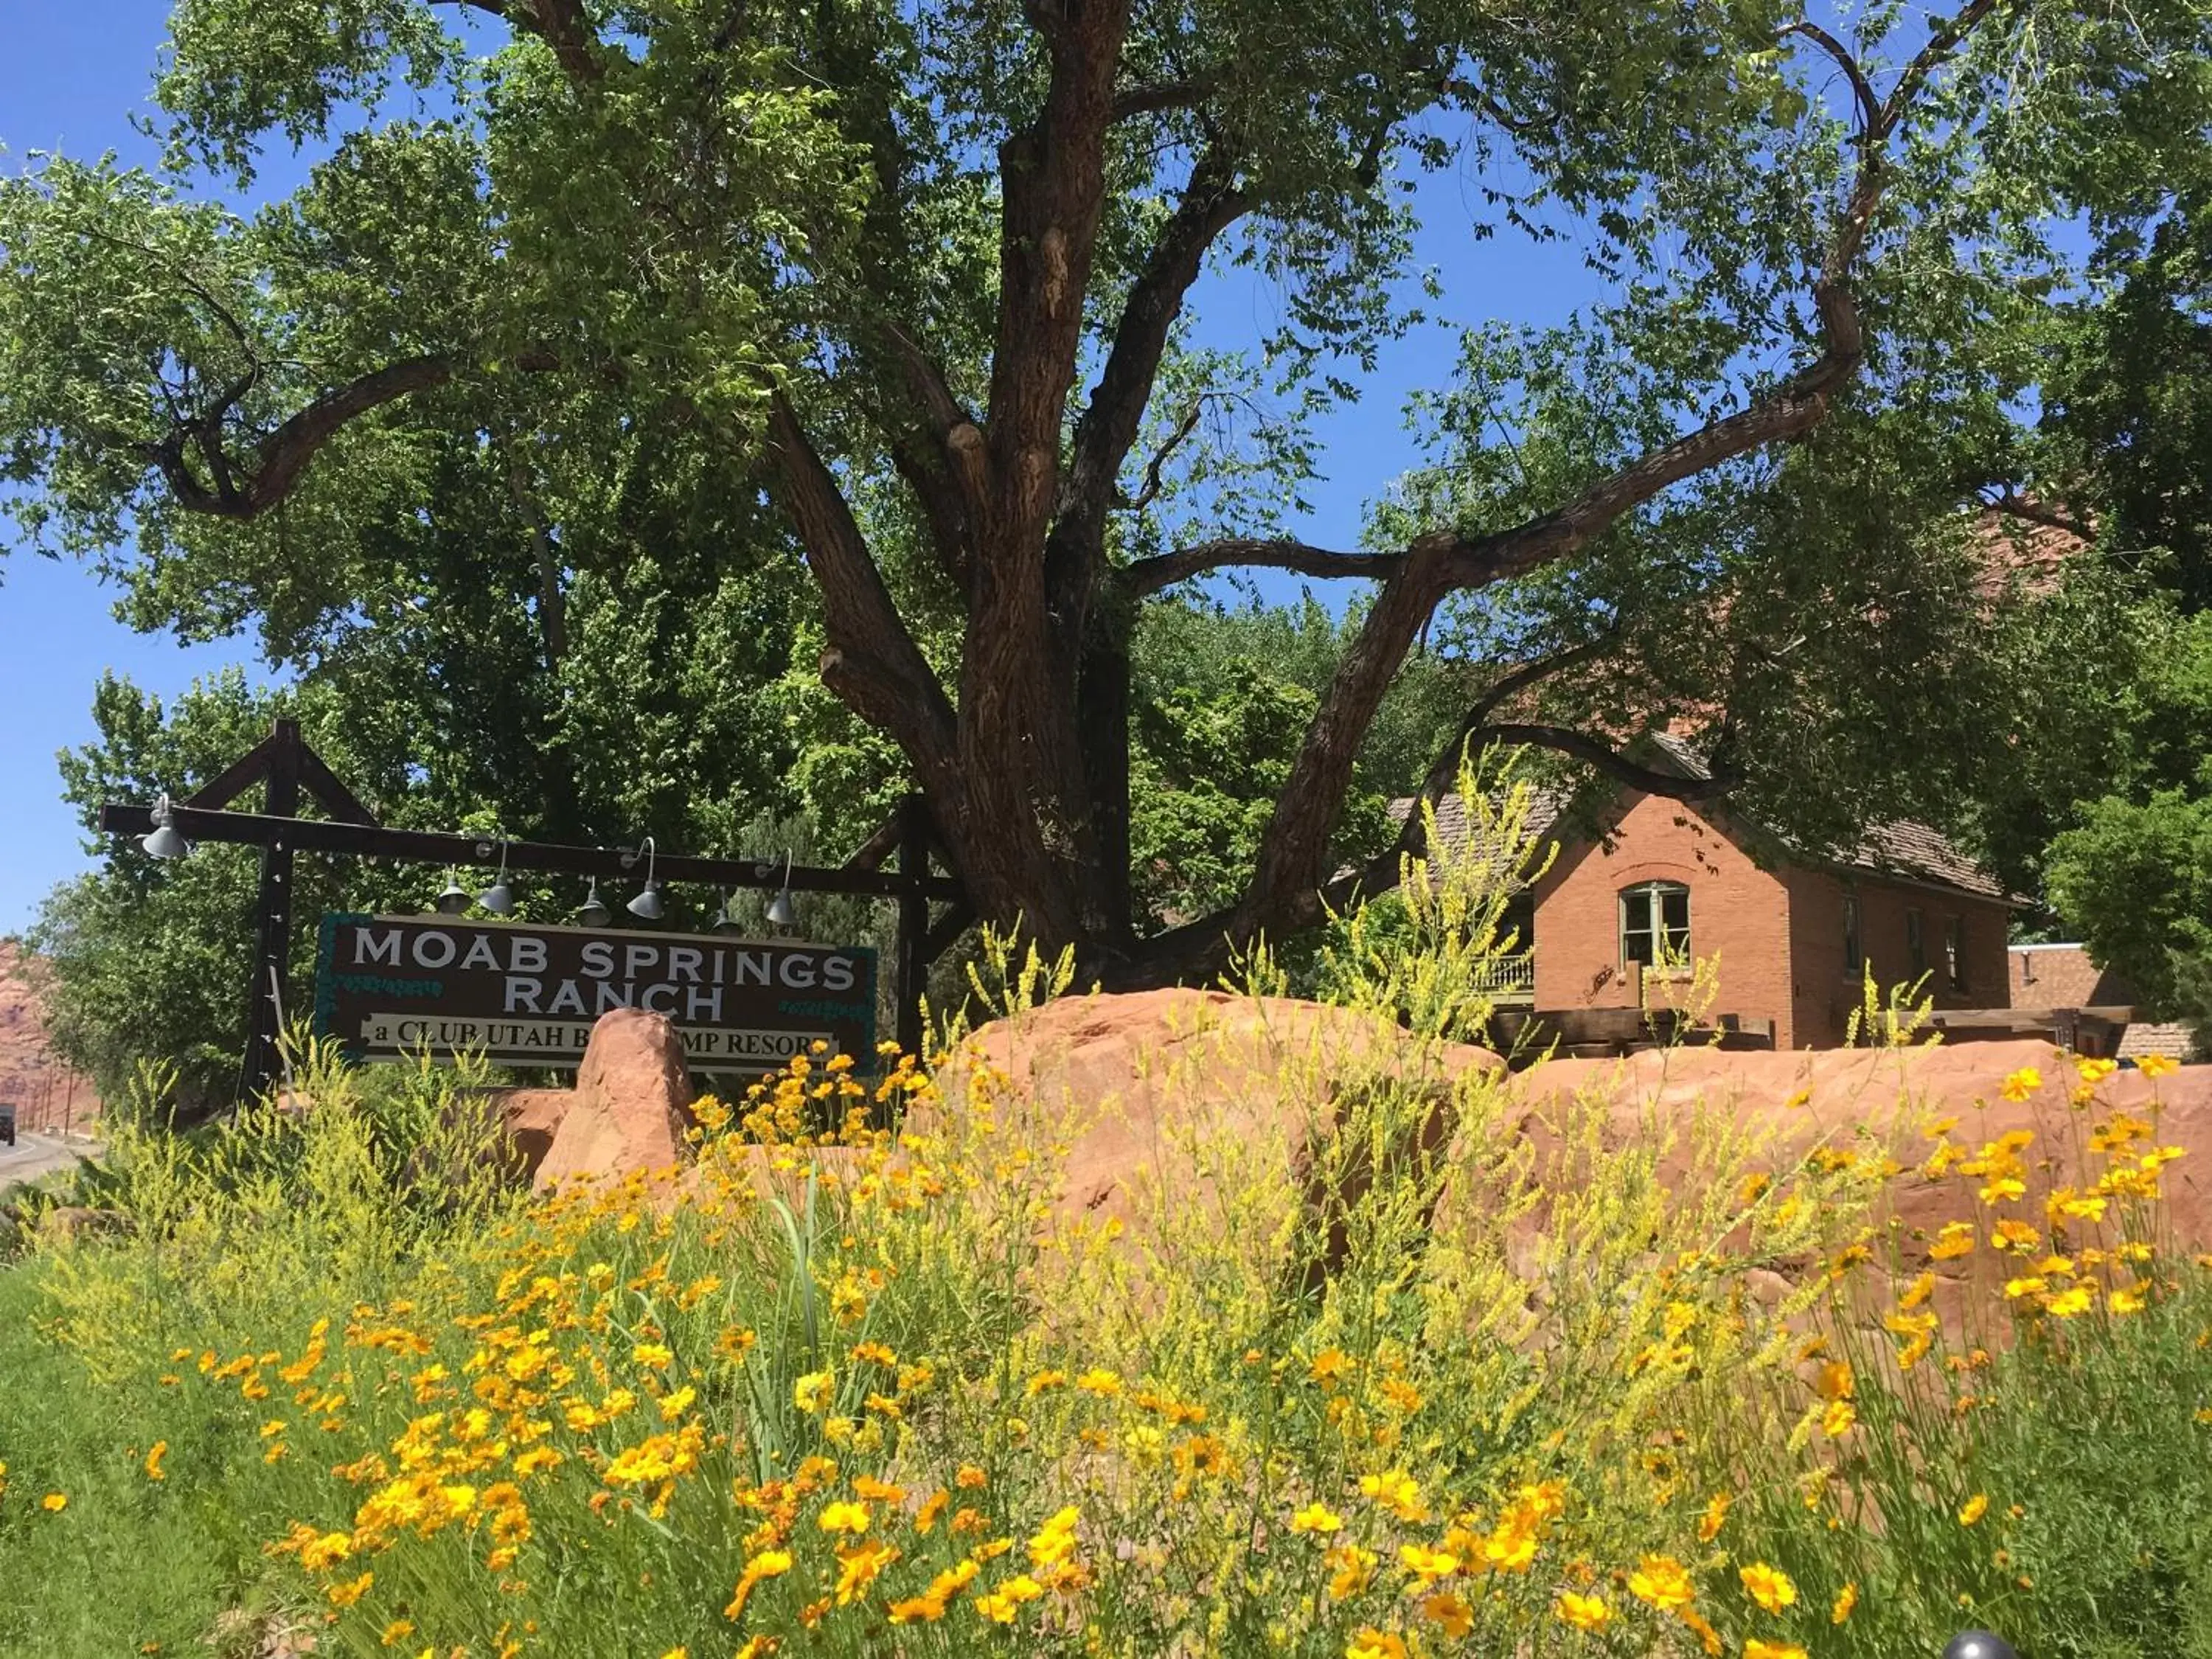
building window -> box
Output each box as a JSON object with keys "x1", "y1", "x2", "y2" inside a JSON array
[
  {"x1": 1906, "y1": 908, "x2": 1926, "y2": 978},
  {"x1": 1621, "y1": 881, "x2": 1691, "y2": 968},
  {"x1": 1843, "y1": 891, "x2": 1862, "y2": 975},
  {"x1": 1946, "y1": 916, "x2": 1966, "y2": 992}
]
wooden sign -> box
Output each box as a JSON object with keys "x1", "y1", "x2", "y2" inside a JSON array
[{"x1": 312, "y1": 914, "x2": 877, "y2": 1071}]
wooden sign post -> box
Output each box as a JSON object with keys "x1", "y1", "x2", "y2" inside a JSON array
[{"x1": 100, "y1": 723, "x2": 967, "y2": 1102}]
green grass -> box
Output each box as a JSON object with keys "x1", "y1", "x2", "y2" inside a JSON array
[{"x1": 0, "y1": 1263, "x2": 285, "y2": 1658}]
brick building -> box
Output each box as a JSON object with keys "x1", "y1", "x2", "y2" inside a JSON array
[
  {"x1": 2008, "y1": 942, "x2": 2199, "y2": 1062},
  {"x1": 1402, "y1": 745, "x2": 2015, "y2": 1050}
]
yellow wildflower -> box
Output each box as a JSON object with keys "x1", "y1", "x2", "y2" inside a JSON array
[
  {"x1": 1557, "y1": 1590, "x2": 1612, "y2": 1631},
  {"x1": 1345, "y1": 1630, "x2": 1407, "y2": 1659},
  {"x1": 1291, "y1": 1502, "x2": 1344, "y2": 1535},
  {"x1": 40, "y1": 1492, "x2": 66, "y2": 1513},
  {"x1": 1698, "y1": 1493, "x2": 1731, "y2": 1542},
  {"x1": 2046, "y1": 1284, "x2": 2096, "y2": 1318},
  {"x1": 973, "y1": 1573, "x2": 1043, "y2": 1624},
  {"x1": 835, "y1": 1538, "x2": 898, "y2": 1604},
  {"x1": 1422, "y1": 1591, "x2": 1473, "y2": 1638},
  {"x1": 1930, "y1": 1222, "x2": 1976, "y2": 1261},
  {"x1": 1327, "y1": 1544, "x2": 1377, "y2": 1601},
  {"x1": 1357, "y1": 1469, "x2": 1424, "y2": 1521},
  {"x1": 817, "y1": 1500, "x2": 869, "y2": 1535},
  {"x1": 144, "y1": 1441, "x2": 167, "y2": 1481},
  {"x1": 1628, "y1": 1555, "x2": 1695, "y2": 1613},
  {"x1": 1739, "y1": 1562, "x2": 1797, "y2": 1614},
  {"x1": 299, "y1": 1531, "x2": 354, "y2": 1571},
  {"x1": 2000, "y1": 1066, "x2": 2042, "y2": 1102},
  {"x1": 723, "y1": 1548, "x2": 793, "y2": 1621},
  {"x1": 1958, "y1": 1493, "x2": 1989, "y2": 1526},
  {"x1": 1397, "y1": 1543, "x2": 1458, "y2": 1583},
  {"x1": 1832, "y1": 1582, "x2": 1859, "y2": 1624}
]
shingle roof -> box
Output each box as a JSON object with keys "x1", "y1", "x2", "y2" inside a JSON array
[
  {"x1": 1388, "y1": 732, "x2": 2008, "y2": 903},
  {"x1": 1840, "y1": 818, "x2": 2008, "y2": 900}
]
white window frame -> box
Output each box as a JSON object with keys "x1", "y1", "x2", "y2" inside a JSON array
[{"x1": 1620, "y1": 880, "x2": 1691, "y2": 970}]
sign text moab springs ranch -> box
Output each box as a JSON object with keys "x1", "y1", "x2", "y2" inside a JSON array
[{"x1": 313, "y1": 914, "x2": 877, "y2": 1071}]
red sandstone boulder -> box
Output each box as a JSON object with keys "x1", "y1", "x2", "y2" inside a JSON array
[
  {"x1": 915, "y1": 989, "x2": 1504, "y2": 1259},
  {"x1": 494, "y1": 1088, "x2": 574, "y2": 1181},
  {"x1": 1495, "y1": 1041, "x2": 2212, "y2": 1335},
  {"x1": 532, "y1": 1010, "x2": 698, "y2": 1192}
]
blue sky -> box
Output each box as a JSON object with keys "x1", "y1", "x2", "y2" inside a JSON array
[
  {"x1": 0, "y1": 5, "x2": 1604, "y2": 933},
  {"x1": 0, "y1": 1, "x2": 273, "y2": 933}
]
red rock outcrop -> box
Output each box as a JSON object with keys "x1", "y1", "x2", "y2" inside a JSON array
[
  {"x1": 1495, "y1": 1040, "x2": 2212, "y2": 1339},
  {"x1": 495, "y1": 1088, "x2": 573, "y2": 1181},
  {"x1": 0, "y1": 942, "x2": 99, "y2": 1132},
  {"x1": 531, "y1": 1010, "x2": 698, "y2": 1193},
  {"x1": 918, "y1": 989, "x2": 1505, "y2": 1261}
]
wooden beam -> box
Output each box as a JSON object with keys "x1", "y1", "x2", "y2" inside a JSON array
[
  {"x1": 842, "y1": 812, "x2": 903, "y2": 872},
  {"x1": 922, "y1": 899, "x2": 976, "y2": 960},
  {"x1": 100, "y1": 801, "x2": 966, "y2": 902},
  {"x1": 183, "y1": 733, "x2": 276, "y2": 812}
]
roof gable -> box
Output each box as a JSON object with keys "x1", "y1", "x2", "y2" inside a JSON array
[{"x1": 1388, "y1": 734, "x2": 2008, "y2": 904}]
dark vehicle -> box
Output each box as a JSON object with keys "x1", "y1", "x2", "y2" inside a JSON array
[{"x1": 0, "y1": 1103, "x2": 15, "y2": 1147}]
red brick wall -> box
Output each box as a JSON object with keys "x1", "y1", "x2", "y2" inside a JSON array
[
  {"x1": 1528, "y1": 793, "x2": 1800, "y2": 1043},
  {"x1": 2007, "y1": 944, "x2": 2134, "y2": 1010},
  {"x1": 1787, "y1": 871, "x2": 2011, "y2": 1047},
  {"x1": 1527, "y1": 795, "x2": 2010, "y2": 1049}
]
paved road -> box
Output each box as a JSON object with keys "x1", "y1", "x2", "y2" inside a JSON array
[{"x1": 0, "y1": 1131, "x2": 100, "y2": 1191}]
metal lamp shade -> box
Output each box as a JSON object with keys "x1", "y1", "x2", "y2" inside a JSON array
[
  {"x1": 434, "y1": 869, "x2": 473, "y2": 915},
  {"x1": 711, "y1": 894, "x2": 738, "y2": 932},
  {"x1": 477, "y1": 880, "x2": 515, "y2": 917},
  {"x1": 626, "y1": 881, "x2": 665, "y2": 922},
  {"x1": 141, "y1": 795, "x2": 189, "y2": 860},
  {"x1": 765, "y1": 887, "x2": 799, "y2": 931},
  {"x1": 577, "y1": 879, "x2": 612, "y2": 929}
]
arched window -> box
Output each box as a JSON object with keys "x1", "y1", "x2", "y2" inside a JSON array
[{"x1": 1620, "y1": 881, "x2": 1690, "y2": 967}]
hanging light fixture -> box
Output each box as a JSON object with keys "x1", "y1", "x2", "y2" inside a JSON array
[
  {"x1": 764, "y1": 850, "x2": 799, "y2": 932},
  {"x1": 710, "y1": 890, "x2": 740, "y2": 932},
  {"x1": 577, "y1": 877, "x2": 612, "y2": 929},
  {"x1": 433, "y1": 866, "x2": 472, "y2": 916},
  {"x1": 140, "y1": 793, "x2": 189, "y2": 860},
  {"x1": 476, "y1": 841, "x2": 515, "y2": 916},
  {"x1": 625, "y1": 836, "x2": 664, "y2": 922}
]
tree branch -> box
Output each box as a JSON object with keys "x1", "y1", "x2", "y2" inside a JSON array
[
  {"x1": 1981, "y1": 485, "x2": 2094, "y2": 543},
  {"x1": 136, "y1": 353, "x2": 453, "y2": 519},
  {"x1": 984, "y1": 0, "x2": 1135, "y2": 543},
  {"x1": 1047, "y1": 141, "x2": 1250, "y2": 626},
  {"x1": 765, "y1": 389, "x2": 962, "y2": 797},
  {"x1": 1122, "y1": 396, "x2": 1206, "y2": 513},
  {"x1": 431, "y1": 0, "x2": 604, "y2": 83},
  {"x1": 1122, "y1": 538, "x2": 1403, "y2": 596},
  {"x1": 1312, "y1": 639, "x2": 1618, "y2": 916},
  {"x1": 879, "y1": 320, "x2": 992, "y2": 552},
  {"x1": 1469, "y1": 725, "x2": 1736, "y2": 799},
  {"x1": 1783, "y1": 21, "x2": 1878, "y2": 136},
  {"x1": 1110, "y1": 78, "x2": 1215, "y2": 121},
  {"x1": 1217, "y1": 0, "x2": 2005, "y2": 952}
]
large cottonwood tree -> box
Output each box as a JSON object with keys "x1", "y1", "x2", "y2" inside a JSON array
[{"x1": 3, "y1": 0, "x2": 2206, "y2": 981}]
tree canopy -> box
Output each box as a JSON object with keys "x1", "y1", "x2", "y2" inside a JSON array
[{"x1": 5, "y1": 0, "x2": 2210, "y2": 984}]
